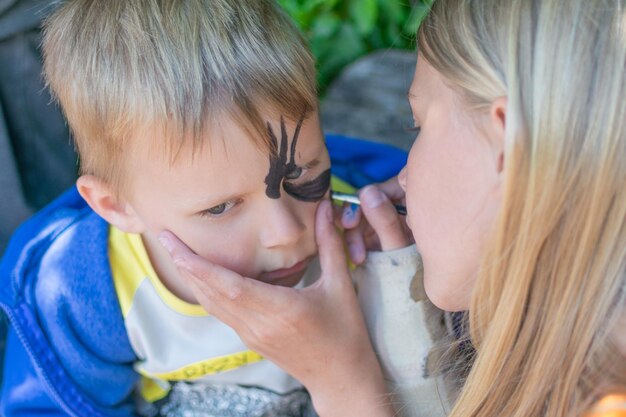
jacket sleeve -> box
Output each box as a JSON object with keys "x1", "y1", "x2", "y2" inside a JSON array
[
  {"x1": 353, "y1": 245, "x2": 449, "y2": 417},
  {"x1": 1, "y1": 326, "x2": 68, "y2": 416},
  {"x1": 1, "y1": 319, "x2": 138, "y2": 417},
  {"x1": 0, "y1": 210, "x2": 140, "y2": 417}
]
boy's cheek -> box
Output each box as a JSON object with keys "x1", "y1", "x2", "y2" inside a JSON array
[
  {"x1": 192, "y1": 245, "x2": 258, "y2": 278},
  {"x1": 173, "y1": 201, "x2": 320, "y2": 278},
  {"x1": 166, "y1": 225, "x2": 251, "y2": 274}
]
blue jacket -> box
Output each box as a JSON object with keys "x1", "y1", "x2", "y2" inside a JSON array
[{"x1": 0, "y1": 135, "x2": 407, "y2": 416}]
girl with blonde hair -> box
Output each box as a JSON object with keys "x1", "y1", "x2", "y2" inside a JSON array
[{"x1": 161, "y1": 0, "x2": 626, "y2": 416}]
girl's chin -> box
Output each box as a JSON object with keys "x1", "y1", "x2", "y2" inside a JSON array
[{"x1": 423, "y1": 273, "x2": 470, "y2": 312}]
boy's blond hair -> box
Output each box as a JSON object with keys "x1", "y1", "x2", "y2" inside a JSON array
[
  {"x1": 419, "y1": 0, "x2": 626, "y2": 416},
  {"x1": 42, "y1": 0, "x2": 317, "y2": 193}
]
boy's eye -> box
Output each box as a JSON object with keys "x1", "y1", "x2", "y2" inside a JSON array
[
  {"x1": 200, "y1": 199, "x2": 238, "y2": 217},
  {"x1": 285, "y1": 166, "x2": 303, "y2": 180}
]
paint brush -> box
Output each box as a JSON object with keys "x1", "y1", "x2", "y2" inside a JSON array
[{"x1": 331, "y1": 191, "x2": 407, "y2": 216}]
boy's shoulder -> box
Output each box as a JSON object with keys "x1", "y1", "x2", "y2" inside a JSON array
[
  {"x1": 0, "y1": 186, "x2": 138, "y2": 415},
  {"x1": 0, "y1": 186, "x2": 108, "y2": 305},
  {"x1": 0, "y1": 185, "x2": 132, "y2": 350},
  {"x1": 0, "y1": 187, "x2": 128, "y2": 351}
]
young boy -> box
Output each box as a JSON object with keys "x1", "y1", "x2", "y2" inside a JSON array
[
  {"x1": 0, "y1": 1, "x2": 443, "y2": 416},
  {"x1": 0, "y1": 1, "x2": 328, "y2": 416}
]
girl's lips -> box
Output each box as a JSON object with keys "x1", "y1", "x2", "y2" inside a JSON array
[{"x1": 260, "y1": 258, "x2": 311, "y2": 285}]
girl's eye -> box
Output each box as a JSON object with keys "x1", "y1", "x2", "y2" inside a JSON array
[
  {"x1": 405, "y1": 125, "x2": 421, "y2": 135},
  {"x1": 285, "y1": 166, "x2": 303, "y2": 180},
  {"x1": 200, "y1": 199, "x2": 238, "y2": 217},
  {"x1": 404, "y1": 117, "x2": 421, "y2": 136}
]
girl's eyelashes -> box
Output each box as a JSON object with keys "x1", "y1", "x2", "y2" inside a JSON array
[
  {"x1": 404, "y1": 123, "x2": 421, "y2": 145},
  {"x1": 199, "y1": 199, "x2": 241, "y2": 218},
  {"x1": 405, "y1": 124, "x2": 421, "y2": 135},
  {"x1": 403, "y1": 117, "x2": 421, "y2": 134},
  {"x1": 410, "y1": 127, "x2": 421, "y2": 138}
]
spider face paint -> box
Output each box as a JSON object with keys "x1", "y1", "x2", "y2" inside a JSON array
[
  {"x1": 264, "y1": 116, "x2": 330, "y2": 202},
  {"x1": 283, "y1": 169, "x2": 331, "y2": 202}
]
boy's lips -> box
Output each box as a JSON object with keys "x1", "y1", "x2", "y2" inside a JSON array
[{"x1": 260, "y1": 257, "x2": 312, "y2": 286}]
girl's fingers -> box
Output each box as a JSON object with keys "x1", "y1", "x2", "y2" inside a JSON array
[
  {"x1": 339, "y1": 177, "x2": 408, "y2": 260},
  {"x1": 358, "y1": 185, "x2": 411, "y2": 251},
  {"x1": 158, "y1": 230, "x2": 287, "y2": 314},
  {"x1": 314, "y1": 200, "x2": 353, "y2": 289},
  {"x1": 340, "y1": 202, "x2": 362, "y2": 229},
  {"x1": 344, "y1": 227, "x2": 367, "y2": 264},
  {"x1": 379, "y1": 175, "x2": 406, "y2": 201}
]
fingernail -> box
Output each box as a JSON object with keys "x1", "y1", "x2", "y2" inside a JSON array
[
  {"x1": 360, "y1": 186, "x2": 385, "y2": 209},
  {"x1": 158, "y1": 234, "x2": 173, "y2": 253},
  {"x1": 342, "y1": 203, "x2": 359, "y2": 223},
  {"x1": 173, "y1": 256, "x2": 190, "y2": 270}
]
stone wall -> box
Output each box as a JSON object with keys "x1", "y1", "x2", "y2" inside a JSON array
[{"x1": 321, "y1": 49, "x2": 417, "y2": 152}]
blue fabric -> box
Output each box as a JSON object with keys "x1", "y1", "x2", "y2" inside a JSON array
[
  {"x1": 1, "y1": 327, "x2": 66, "y2": 417},
  {"x1": 326, "y1": 135, "x2": 407, "y2": 188},
  {"x1": 0, "y1": 135, "x2": 407, "y2": 416},
  {"x1": 0, "y1": 188, "x2": 138, "y2": 416}
]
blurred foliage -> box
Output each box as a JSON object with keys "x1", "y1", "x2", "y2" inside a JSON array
[{"x1": 279, "y1": 0, "x2": 434, "y2": 92}]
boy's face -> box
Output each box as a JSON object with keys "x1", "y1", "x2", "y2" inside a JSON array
[{"x1": 123, "y1": 113, "x2": 330, "y2": 288}]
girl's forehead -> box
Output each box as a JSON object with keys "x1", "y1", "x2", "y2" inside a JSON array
[
  {"x1": 412, "y1": 58, "x2": 440, "y2": 97},
  {"x1": 411, "y1": 59, "x2": 468, "y2": 118}
]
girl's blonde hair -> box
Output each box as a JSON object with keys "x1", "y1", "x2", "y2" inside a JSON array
[
  {"x1": 42, "y1": 0, "x2": 316, "y2": 194},
  {"x1": 419, "y1": 0, "x2": 626, "y2": 416}
]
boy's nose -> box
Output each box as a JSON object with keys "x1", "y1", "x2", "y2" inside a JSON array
[{"x1": 259, "y1": 199, "x2": 307, "y2": 248}]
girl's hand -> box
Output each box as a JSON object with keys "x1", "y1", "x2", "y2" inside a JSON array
[
  {"x1": 158, "y1": 200, "x2": 393, "y2": 417},
  {"x1": 340, "y1": 176, "x2": 414, "y2": 264}
]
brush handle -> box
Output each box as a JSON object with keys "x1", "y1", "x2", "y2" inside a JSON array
[{"x1": 331, "y1": 191, "x2": 407, "y2": 216}]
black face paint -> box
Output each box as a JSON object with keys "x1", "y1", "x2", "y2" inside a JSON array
[
  {"x1": 264, "y1": 115, "x2": 330, "y2": 202},
  {"x1": 264, "y1": 115, "x2": 300, "y2": 199},
  {"x1": 283, "y1": 168, "x2": 331, "y2": 202}
]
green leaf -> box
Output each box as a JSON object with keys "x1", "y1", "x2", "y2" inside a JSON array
[
  {"x1": 277, "y1": 0, "x2": 300, "y2": 18},
  {"x1": 316, "y1": 24, "x2": 366, "y2": 88},
  {"x1": 281, "y1": 0, "x2": 424, "y2": 93},
  {"x1": 299, "y1": 0, "x2": 321, "y2": 18},
  {"x1": 406, "y1": 3, "x2": 432, "y2": 35},
  {"x1": 377, "y1": 0, "x2": 404, "y2": 25},
  {"x1": 349, "y1": 0, "x2": 378, "y2": 35},
  {"x1": 309, "y1": 12, "x2": 341, "y2": 39}
]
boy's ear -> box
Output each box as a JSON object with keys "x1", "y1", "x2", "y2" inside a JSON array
[
  {"x1": 488, "y1": 96, "x2": 507, "y2": 174},
  {"x1": 76, "y1": 175, "x2": 145, "y2": 233}
]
